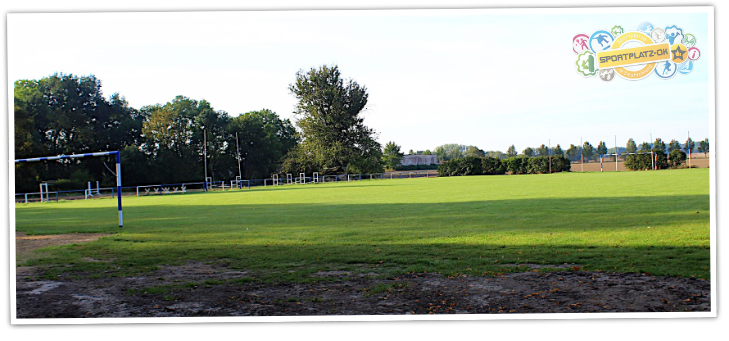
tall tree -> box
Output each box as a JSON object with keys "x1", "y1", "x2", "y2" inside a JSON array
[
  {"x1": 667, "y1": 139, "x2": 682, "y2": 152},
  {"x1": 552, "y1": 144, "x2": 564, "y2": 157},
  {"x1": 582, "y1": 142, "x2": 595, "y2": 161},
  {"x1": 536, "y1": 144, "x2": 549, "y2": 156},
  {"x1": 286, "y1": 65, "x2": 382, "y2": 174},
  {"x1": 423, "y1": 150, "x2": 432, "y2": 155},
  {"x1": 652, "y1": 138, "x2": 666, "y2": 153},
  {"x1": 597, "y1": 141, "x2": 608, "y2": 156},
  {"x1": 639, "y1": 142, "x2": 652, "y2": 153},
  {"x1": 626, "y1": 138, "x2": 638, "y2": 153},
  {"x1": 507, "y1": 145, "x2": 517, "y2": 157}
]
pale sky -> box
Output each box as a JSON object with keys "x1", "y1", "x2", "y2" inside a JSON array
[{"x1": 7, "y1": 7, "x2": 712, "y2": 153}]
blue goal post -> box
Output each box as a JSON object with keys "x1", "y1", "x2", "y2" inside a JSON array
[{"x1": 15, "y1": 151, "x2": 124, "y2": 227}]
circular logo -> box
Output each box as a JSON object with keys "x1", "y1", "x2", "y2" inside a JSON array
[
  {"x1": 654, "y1": 60, "x2": 678, "y2": 79},
  {"x1": 665, "y1": 25, "x2": 685, "y2": 45},
  {"x1": 688, "y1": 47, "x2": 701, "y2": 61},
  {"x1": 589, "y1": 30, "x2": 614, "y2": 53},
  {"x1": 651, "y1": 28, "x2": 666, "y2": 43},
  {"x1": 683, "y1": 34, "x2": 697, "y2": 48},
  {"x1": 611, "y1": 31, "x2": 656, "y2": 80},
  {"x1": 678, "y1": 60, "x2": 694, "y2": 75},
  {"x1": 637, "y1": 22, "x2": 655, "y2": 35},
  {"x1": 670, "y1": 43, "x2": 688, "y2": 64},
  {"x1": 575, "y1": 51, "x2": 598, "y2": 77},
  {"x1": 573, "y1": 34, "x2": 590, "y2": 54},
  {"x1": 599, "y1": 68, "x2": 615, "y2": 82},
  {"x1": 611, "y1": 25, "x2": 624, "y2": 37}
]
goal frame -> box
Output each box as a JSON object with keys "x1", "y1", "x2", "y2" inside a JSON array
[{"x1": 15, "y1": 151, "x2": 124, "y2": 227}]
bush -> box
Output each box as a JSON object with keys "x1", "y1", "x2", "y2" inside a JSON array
[
  {"x1": 669, "y1": 149, "x2": 687, "y2": 169},
  {"x1": 625, "y1": 154, "x2": 652, "y2": 170},
  {"x1": 437, "y1": 157, "x2": 484, "y2": 176},
  {"x1": 481, "y1": 156, "x2": 506, "y2": 175},
  {"x1": 552, "y1": 155, "x2": 571, "y2": 172},
  {"x1": 527, "y1": 156, "x2": 550, "y2": 174},
  {"x1": 505, "y1": 157, "x2": 529, "y2": 175}
]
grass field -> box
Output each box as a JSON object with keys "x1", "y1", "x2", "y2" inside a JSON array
[{"x1": 15, "y1": 169, "x2": 711, "y2": 281}]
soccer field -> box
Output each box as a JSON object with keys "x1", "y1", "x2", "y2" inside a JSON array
[{"x1": 15, "y1": 168, "x2": 711, "y2": 280}]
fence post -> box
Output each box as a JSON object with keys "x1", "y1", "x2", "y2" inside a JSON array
[
  {"x1": 25, "y1": 193, "x2": 28, "y2": 204},
  {"x1": 56, "y1": 192, "x2": 59, "y2": 202}
]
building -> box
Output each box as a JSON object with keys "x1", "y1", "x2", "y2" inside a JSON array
[{"x1": 401, "y1": 154, "x2": 439, "y2": 166}]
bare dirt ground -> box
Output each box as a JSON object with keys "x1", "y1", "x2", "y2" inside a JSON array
[
  {"x1": 574, "y1": 155, "x2": 710, "y2": 172},
  {"x1": 15, "y1": 234, "x2": 711, "y2": 318}
]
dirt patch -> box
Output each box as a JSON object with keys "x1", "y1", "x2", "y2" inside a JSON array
[
  {"x1": 15, "y1": 263, "x2": 710, "y2": 318},
  {"x1": 15, "y1": 232, "x2": 113, "y2": 265}
]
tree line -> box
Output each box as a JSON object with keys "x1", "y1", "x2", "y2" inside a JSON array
[{"x1": 14, "y1": 66, "x2": 384, "y2": 193}]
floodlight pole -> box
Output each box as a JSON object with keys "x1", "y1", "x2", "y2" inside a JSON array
[
  {"x1": 203, "y1": 128, "x2": 208, "y2": 191},
  {"x1": 236, "y1": 132, "x2": 242, "y2": 183}
]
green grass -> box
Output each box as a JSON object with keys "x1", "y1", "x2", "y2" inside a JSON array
[{"x1": 15, "y1": 169, "x2": 711, "y2": 280}]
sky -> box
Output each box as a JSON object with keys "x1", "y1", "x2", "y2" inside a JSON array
[{"x1": 7, "y1": 7, "x2": 712, "y2": 154}]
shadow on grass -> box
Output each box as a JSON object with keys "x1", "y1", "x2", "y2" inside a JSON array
[{"x1": 15, "y1": 194, "x2": 710, "y2": 279}]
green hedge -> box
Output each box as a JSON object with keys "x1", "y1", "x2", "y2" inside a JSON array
[
  {"x1": 625, "y1": 151, "x2": 669, "y2": 171},
  {"x1": 437, "y1": 156, "x2": 570, "y2": 177}
]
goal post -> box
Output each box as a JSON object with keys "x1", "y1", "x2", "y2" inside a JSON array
[{"x1": 15, "y1": 151, "x2": 124, "y2": 228}]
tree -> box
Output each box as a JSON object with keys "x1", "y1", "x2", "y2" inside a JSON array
[
  {"x1": 14, "y1": 73, "x2": 147, "y2": 191},
  {"x1": 669, "y1": 149, "x2": 687, "y2": 168},
  {"x1": 597, "y1": 141, "x2": 608, "y2": 156},
  {"x1": 434, "y1": 144, "x2": 464, "y2": 161},
  {"x1": 685, "y1": 137, "x2": 695, "y2": 153},
  {"x1": 698, "y1": 138, "x2": 709, "y2": 157},
  {"x1": 639, "y1": 142, "x2": 652, "y2": 153},
  {"x1": 230, "y1": 109, "x2": 298, "y2": 179},
  {"x1": 667, "y1": 139, "x2": 682, "y2": 153},
  {"x1": 582, "y1": 142, "x2": 595, "y2": 161},
  {"x1": 626, "y1": 138, "x2": 637, "y2": 153},
  {"x1": 551, "y1": 144, "x2": 564, "y2": 157},
  {"x1": 652, "y1": 138, "x2": 666, "y2": 153},
  {"x1": 286, "y1": 65, "x2": 383, "y2": 174},
  {"x1": 536, "y1": 144, "x2": 549, "y2": 157},
  {"x1": 507, "y1": 145, "x2": 517, "y2": 157},
  {"x1": 464, "y1": 146, "x2": 485, "y2": 158},
  {"x1": 408, "y1": 149, "x2": 415, "y2": 155},
  {"x1": 523, "y1": 147, "x2": 535, "y2": 157},
  {"x1": 565, "y1": 144, "x2": 580, "y2": 161},
  {"x1": 423, "y1": 150, "x2": 432, "y2": 155},
  {"x1": 382, "y1": 141, "x2": 405, "y2": 170}
]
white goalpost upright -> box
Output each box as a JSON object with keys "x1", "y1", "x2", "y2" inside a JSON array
[
  {"x1": 313, "y1": 172, "x2": 319, "y2": 183},
  {"x1": 15, "y1": 151, "x2": 124, "y2": 227},
  {"x1": 299, "y1": 172, "x2": 306, "y2": 184},
  {"x1": 287, "y1": 173, "x2": 293, "y2": 185}
]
